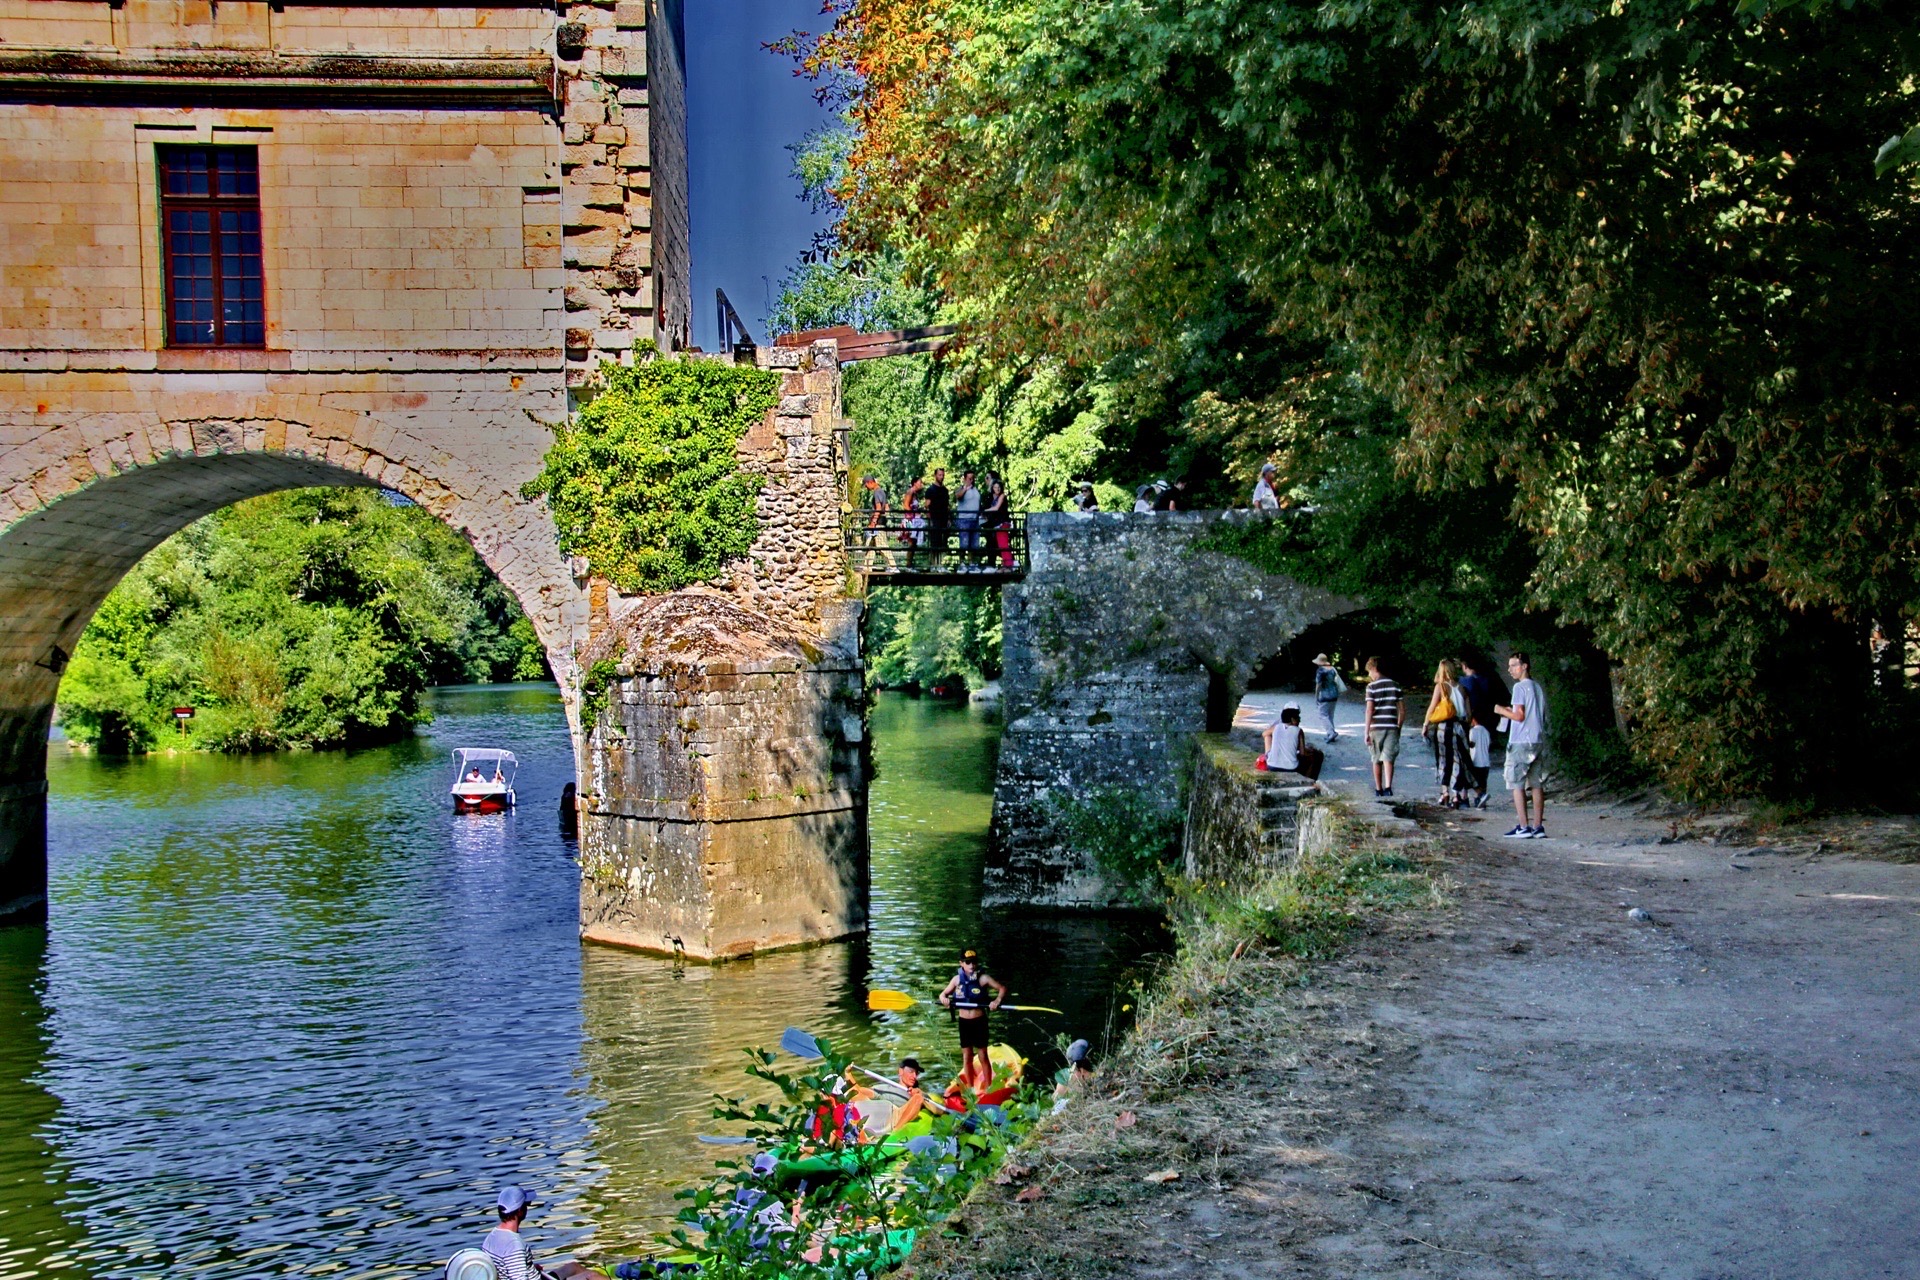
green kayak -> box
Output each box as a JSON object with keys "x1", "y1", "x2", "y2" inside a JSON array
[{"x1": 622, "y1": 1229, "x2": 916, "y2": 1278}]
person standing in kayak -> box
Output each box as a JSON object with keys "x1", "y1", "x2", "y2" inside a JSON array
[{"x1": 938, "y1": 948, "x2": 1007, "y2": 1091}]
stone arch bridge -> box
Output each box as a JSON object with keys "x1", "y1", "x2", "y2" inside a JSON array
[{"x1": 0, "y1": 338, "x2": 862, "y2": 959}]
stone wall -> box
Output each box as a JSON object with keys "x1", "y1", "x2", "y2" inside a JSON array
[
  {"x1": 556, "y1": 0, "x2": 689, "y2": 379},
  {"x1": 988, "y1": 512, "x2": 1353, "y2": 907},
  {"x1": 644, "y1": 0, "x2": 692, "y2": 354},
  {"x1": 1182, "y1": 735, "x2": 1316, "y2": 886}
]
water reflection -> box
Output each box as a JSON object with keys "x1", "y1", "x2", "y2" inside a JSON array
[{"x1": 0, "y1": 687, "x2": 1163, "y2": 1277}]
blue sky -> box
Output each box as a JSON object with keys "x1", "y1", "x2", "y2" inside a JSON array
[{"x1": 686, "y1": 1, "x2": 839, "y2": 349}]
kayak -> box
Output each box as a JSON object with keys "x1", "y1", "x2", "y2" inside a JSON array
[{"x1": 762, "y1": 1046, "x2": 1025, "y2": 1186}]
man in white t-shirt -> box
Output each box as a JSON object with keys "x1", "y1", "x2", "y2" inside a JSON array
[
  {"x1": 1495, "y1": 652, "x2": 1549, "y2": 839},
  {"x1": 1251, "y1": 462, "x2": 1281, "y2": 511}
]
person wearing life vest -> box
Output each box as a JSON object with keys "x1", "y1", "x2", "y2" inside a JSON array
[
  {"x1": 810, "y1": 1077, "x2": 856, "y2": 1147},
  {"x1": 937, "y1": 948, "x2": 1007, "y2": 1091}
]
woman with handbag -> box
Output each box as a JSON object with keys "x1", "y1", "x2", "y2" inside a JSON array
[{"x1": 1423, "y1": 659, "x2": 1470, "y2": 807}]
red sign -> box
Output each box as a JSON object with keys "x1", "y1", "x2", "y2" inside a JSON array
[{"x1": 172, "y1": 707, "x2": 195, "y2": 719}]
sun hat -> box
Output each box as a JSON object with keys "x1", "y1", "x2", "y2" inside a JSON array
[
  {"x1": 1312, "y1": 652, "x2": 1332, "y2": 665},
  {"x1": 1065, "y1": 1038, "x2": 1091, "y2": 1064}
]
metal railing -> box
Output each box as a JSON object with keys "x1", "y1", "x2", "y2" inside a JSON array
[
  {"x1": 843, "y1": 512, "x2": 1031, "y2": 582},
  {"x1": 716, "y1": 289, "x2": 756, "y2": 360}
]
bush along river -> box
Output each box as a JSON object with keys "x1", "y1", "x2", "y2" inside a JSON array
[{"x1": 0, "y1": 687, "x2": 1165, "y2": 1279}]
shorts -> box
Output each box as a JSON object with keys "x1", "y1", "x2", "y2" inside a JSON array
[
  {"x1": 1505, "y1": 741, "x2": 1549, "y2": 791},
  {"x1": 957, "y1": 1014, "x2": 990, "y2": 1049},
  {"x1": 1468, "y1": 763, "x2": 1491, "y2": 792},
  {"x1": 1367, "y1": 727, "x2": 1401, "y2": 764}
]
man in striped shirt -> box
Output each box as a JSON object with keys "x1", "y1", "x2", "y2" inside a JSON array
[
  {"x1": 481, "y1": 1186, "x2": 602, "y2": 1280},
  {"x1": 1364, "y1": 656, "x2": 1405, "y2": 798}
]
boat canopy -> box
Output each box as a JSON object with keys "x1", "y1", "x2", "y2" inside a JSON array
[{"x1": 452, "y1": 748, "x2": 518, "y2": 771}]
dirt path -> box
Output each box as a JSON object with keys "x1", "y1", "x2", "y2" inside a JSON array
[{"x1": 914, "y1": 696, "x2": 1920, "y2": 1280}]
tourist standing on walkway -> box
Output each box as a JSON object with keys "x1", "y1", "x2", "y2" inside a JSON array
[
  {"x1": 901, "y1": 476, "x2": 927, "y2": 566},
  {"x1": 1423, "y1": 658, "x2": 1468, "y2": 807},
  {"x1": 1466, "y1": 714, "x2": 1492, "y2": 809},
  {"x1": 1364, "y1": 656, "x2": 1404, "y2": 798},
  {"x1": 859, "y1": 475, "x2": 894, "y2": 572},
  {"x1": 925, "y1": 467, "x2": 951, "y2": 566},
  {"x1": 1457, "y1": 655, "x2": 1498, "y2": 739},
  {"x1": 1496, "y1": 651, "x2": 1549, "y2": 838},
  {"x1": 1072, "y1": 482, "x2": 1099, "y2": 512},
  {"x1": 985, "y1": 477, "x2": 1013, "y2": 567},
  {"x1": 1251, "y1": 462, "x2": 1281, "y2": 511},
  {"x1": 1311, "y1": 652, "x2": 1344, "y2": 743},
  {"x1": 954, "y1": 470, "x2": 982, "y2": 566}
]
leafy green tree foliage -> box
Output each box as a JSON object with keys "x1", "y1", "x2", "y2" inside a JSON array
[
  {"x1": 865, "y1": 585, "x2": 1002, "y2": 689},
  {"x1": 524, "y1": 352, "x2": 778, "y2": 594},
  {"x1": 55, "y1": 489, "x2": 547, "y2": 754},
  {"x1": 808, "y1": 0, "x2": 1920, "y2": 800}
]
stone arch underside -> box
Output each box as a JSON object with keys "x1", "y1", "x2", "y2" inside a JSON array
[
  {"x1": 987, "y1": 511, "x2": 1359, "y2": 908},
  {"x1": 0, "y1": 427, "x2": 592, "y2": 923}
]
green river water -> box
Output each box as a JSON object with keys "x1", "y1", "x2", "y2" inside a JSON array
[{"x1": 0, "y1": 687, "x2": 1162, "y2": 1278}]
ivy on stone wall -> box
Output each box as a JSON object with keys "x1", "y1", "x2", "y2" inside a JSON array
[{"x1": 524, "y1": 349, "x2": 779, "y2": 593}]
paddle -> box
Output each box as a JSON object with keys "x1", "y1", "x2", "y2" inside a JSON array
[
  {"x1": 866, "y1": 989, "x2": 1062, "y2": 1015},
  {"x1": 696, "y1": 1134, "x2": 756, "y2": 1146},
  {"x1": 778, "y1": 1027, "x2": 911, "y2": 1095}
]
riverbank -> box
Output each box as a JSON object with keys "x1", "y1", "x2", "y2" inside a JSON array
[{"x1": 905, "y1": 761, "x2": 1920, "y2": 1277}]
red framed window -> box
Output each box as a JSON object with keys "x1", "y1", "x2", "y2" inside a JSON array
[{"x1": 159, "y1": 146, "x2": 265, "y2": 348}]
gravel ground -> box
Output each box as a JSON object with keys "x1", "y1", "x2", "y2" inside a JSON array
[{"x1": 910, "y1": 693, "x2": 1920, "y2": 1280}]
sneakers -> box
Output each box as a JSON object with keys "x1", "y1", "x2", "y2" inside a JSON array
[
  {"x1": 1528, "y1": 827, "x2": 1548, "y2": 840},
  {"x1": 1503, "y1": 824, "x2": 1533, "y2": 839}
]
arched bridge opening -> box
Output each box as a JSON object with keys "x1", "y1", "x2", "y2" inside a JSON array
[{"x1": 0, "y1": 430, "x2": 592, "y2": 925}]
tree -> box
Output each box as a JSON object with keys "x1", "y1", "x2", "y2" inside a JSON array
[
  {"x1": 794, "y1": 0, "x2": 1920, "y2": 799},
  {"x1": 56, "y1": 489, "x2": 549, "y2": 753}
]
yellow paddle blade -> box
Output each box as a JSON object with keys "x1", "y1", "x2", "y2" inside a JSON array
[{"x1": 866, "y1": 989, "x2": 916, "y2": 1012}]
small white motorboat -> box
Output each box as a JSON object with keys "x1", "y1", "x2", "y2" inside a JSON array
[{"x1": 450, "y1": 748, "x2": 517, "y2": 813}]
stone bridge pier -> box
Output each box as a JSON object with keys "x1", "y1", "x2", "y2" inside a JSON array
[{"x1": 989, "y1": 511, "x2": 1355, "y2": 907}]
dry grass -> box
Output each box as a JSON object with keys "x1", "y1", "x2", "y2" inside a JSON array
[{"x1": 903, "y1": 804, "x2": 1446, "y2": 1280}]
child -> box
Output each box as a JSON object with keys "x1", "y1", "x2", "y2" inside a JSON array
[{"x1": 1466, "y1": 714, "x2": 1492, "y2": 809}]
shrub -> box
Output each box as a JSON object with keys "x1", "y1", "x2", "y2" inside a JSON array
[
  {"x1": 523, "y1": 349, "x2": 779, "y2": 593},
  {"x1": 1045, "y1": 786, "x2": 1183, "y2": 906}
]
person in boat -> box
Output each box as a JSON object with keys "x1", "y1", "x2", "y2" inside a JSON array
[
  {"x1": 937, "y1": 948, "x2": 1007, "y2": 1091},
  {"x1": 466, "y1": 766, "x2": 485, "y2": 783},
  {"x1": 482, "y1": 1185, "x2": 607, "y2": 1280},
  {"x1": 849, "y1": 1057, "x2": 930, "y2": 1138},
  {"x1": 1054, "y1": 1039, "x2": 1095, "y2": 1097},
  {"x1": 807, "y1": 1076, "x2": 861, "y2": 1150}
]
